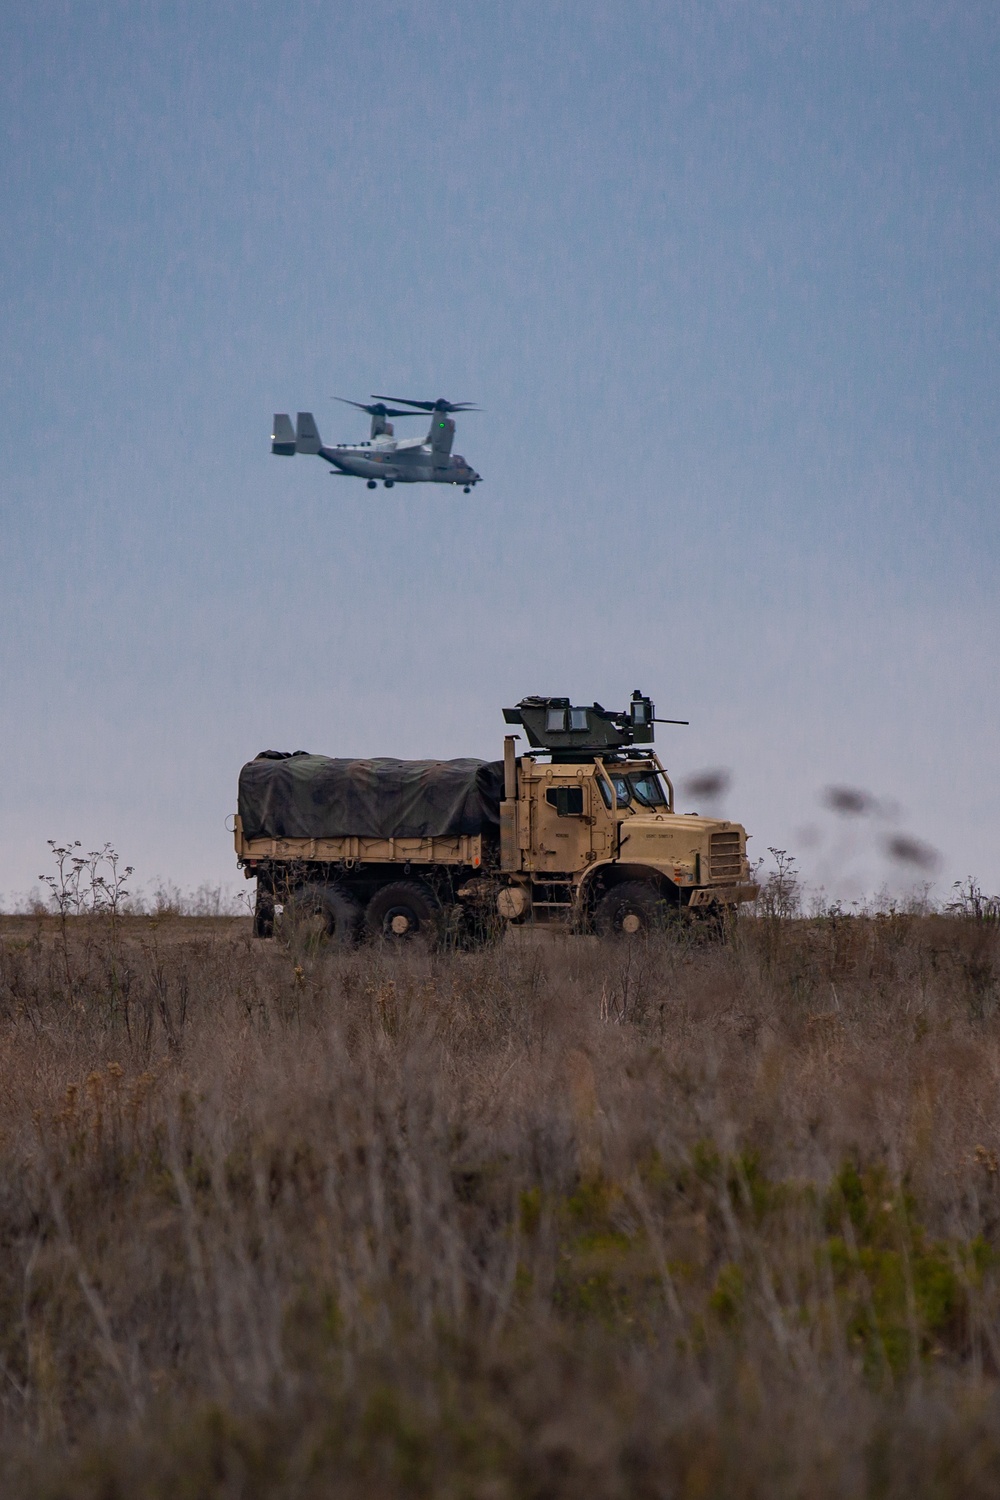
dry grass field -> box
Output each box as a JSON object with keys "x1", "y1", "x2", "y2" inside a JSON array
[{"x1": 2, "y1": 901, "x2": 1000, "y2": 1498}]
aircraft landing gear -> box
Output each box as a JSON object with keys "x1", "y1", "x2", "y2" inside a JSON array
[
  {"x1": 463, "y1": 486, "x2": 471, "y2": 494},
  {"x1": 366, "y1": 479, "x2": 377, "y2": 489},
  {"x1": 384, "y1": 479, "x2": 394, "y2": 488}
]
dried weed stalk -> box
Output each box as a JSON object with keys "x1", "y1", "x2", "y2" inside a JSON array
[{"x1": 0, "y1": 907, "x2": 998, "y2": 1496}]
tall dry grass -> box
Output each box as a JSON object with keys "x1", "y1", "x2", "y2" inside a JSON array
[{"x1": 1, "y1": 907, "x2": 1000, "y2": 1497}]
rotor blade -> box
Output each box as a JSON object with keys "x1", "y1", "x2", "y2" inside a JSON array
[
  {"x1": 371, "y1": 395, "x2": 481, "y2": 413},
  {"x1": 371, "y1": 395, "x2": 435, "y2": 411},
  {"x1": 333, "y1": 397, "x2": 422, "y2": 417}
]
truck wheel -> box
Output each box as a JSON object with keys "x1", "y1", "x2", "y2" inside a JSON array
[
  {"x1": 253, "y1": 887, "x2": 274, "y2": 939},
  {"x1": 689, "y1": 903, "x2": 728, "y2": 945},
  {"x1": 283, "y1": 883, "x2": 363, "y2": 948},
  {"x1": 594, "y1": 881, "x2": 667, "y2": 939},
  {"x1": 365, "y1": 880, "x2": 440, "y2": 944}
]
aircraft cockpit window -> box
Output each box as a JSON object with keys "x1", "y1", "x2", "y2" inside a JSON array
[
  {"x1": 598, "y1": 776, "x2": 632, "y2": 810},
  {"x1": 630, "y1": 774, "x2": 667, "y2": 808}
]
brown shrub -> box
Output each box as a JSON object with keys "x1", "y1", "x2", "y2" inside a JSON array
[{"x1": 1, "y1": 909, "x2": 1000, "y2": 1497}]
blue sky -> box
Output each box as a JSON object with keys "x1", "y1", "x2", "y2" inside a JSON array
[{"x1": 2, "y1": 0, "x2": 998, "y2": 904}]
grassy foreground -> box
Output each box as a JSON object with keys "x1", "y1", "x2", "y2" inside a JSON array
[{"x1": 1, "y1": 909, "x2": 1000, "y2": 1498}]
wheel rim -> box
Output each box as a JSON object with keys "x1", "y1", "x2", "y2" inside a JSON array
[
  {"x1": 282, "y1": 906, "x2": 332, "y2": 953},
  {"x1": 621, "y1": 912, "x2": 642, "y2": 935},
  {"x1": 383, "y1": 904, "x2": 418, "y2": 938}
]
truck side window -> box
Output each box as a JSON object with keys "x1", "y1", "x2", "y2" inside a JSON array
[
  {"x1": 597, "y1": 777, "x2": 631, "y2": 810},
  {"x1": 546, "y1": 786, "x2": 584, "y2": 816}
]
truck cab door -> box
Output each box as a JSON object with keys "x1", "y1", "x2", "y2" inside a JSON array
[
  {"x1": 587, "y1": 769, "x2": 616, "y2": 864},
  {"x1": 527, "y1": 773, "x2": 596, "y2": 875}
]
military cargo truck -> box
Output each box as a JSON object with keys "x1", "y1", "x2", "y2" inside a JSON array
[{"x1": 234, "y1": 691, "x2": 757, "y2": 942}]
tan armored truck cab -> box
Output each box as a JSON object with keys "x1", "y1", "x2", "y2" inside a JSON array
[{"x1": 234, "y1": 691, "x2": 757, "y2": 942}]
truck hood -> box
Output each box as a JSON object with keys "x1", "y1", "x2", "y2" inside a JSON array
[
  {"x1": 616, "y1": 813, "x2": 745, "y2": 879},
  {"x1": 620, "y1": 813, "x2": 740, "y2": 837}
]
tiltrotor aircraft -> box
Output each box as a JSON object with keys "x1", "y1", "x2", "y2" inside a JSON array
[{"x1": 271, "y1": 395, "x2": 482, "y2": 492}]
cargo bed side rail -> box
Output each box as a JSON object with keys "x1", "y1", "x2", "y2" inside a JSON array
[{"x1": 234, "y1": 817, "x2": 484, "y2": 870}]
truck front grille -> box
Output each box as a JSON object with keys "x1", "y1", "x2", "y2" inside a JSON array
[{"x1": 709, "y1": 830, "x2": 743, "y2": 882}]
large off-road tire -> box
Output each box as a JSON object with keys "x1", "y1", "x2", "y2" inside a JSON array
[
  {"x1": 281, "y1": 882, "x2": 363, "y2": 950},
  {"x1": 690, "y1": 903, "x2": 728, "y2": 945},
  {"x1": 365, "y1": 879, "x2": 441, "y2": 945},
  {"x1": 458, "y1": 885, "x2": 506, "y2": 950},
  {"x1": 594, "y1": 880, "x2": 670, "y2": 939},
  {"x1": 253, "y1": 886, "x2": 274, "y2": 939}
]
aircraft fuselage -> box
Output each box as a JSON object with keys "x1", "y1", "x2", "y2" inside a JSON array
[{"x1": 319, "y1": 438, "x2": 479, "y2": 486}]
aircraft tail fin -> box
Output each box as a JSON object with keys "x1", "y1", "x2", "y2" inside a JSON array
[
  {"x1": 295, "y1": 412, "x2": 322, "y2": 454},
  {"x1": 271, "y1": 414, "x2": 296, "y2": 455}
]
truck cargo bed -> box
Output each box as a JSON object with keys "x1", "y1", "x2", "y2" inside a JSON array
[{"x1": 234, "y1": 817, "x2": 485, "y2": 870}]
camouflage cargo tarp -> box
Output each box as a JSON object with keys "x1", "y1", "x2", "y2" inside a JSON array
[{"x1": 238, "y1": 753, "x2": 504, "y2": 842}]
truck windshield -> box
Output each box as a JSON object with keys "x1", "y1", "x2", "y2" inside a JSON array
[
  {"x1": 598, "y1": 771, "x2": 668, "y2": 810},
  {"x1": 630, "y1": 773, "x2": 667, "y2": 808}
]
